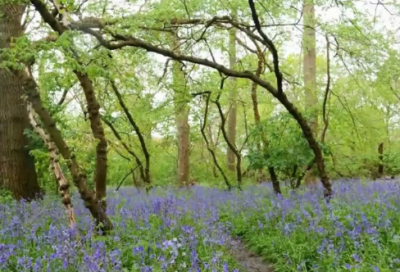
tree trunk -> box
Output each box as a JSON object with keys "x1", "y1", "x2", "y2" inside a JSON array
[
  {"x1": 227, "y1": 14, "x2": 238, "y2": 173},
  {"x1": 27, "y1": 101, "x2": 76, "y2": 227},
  {"x1": 171, "y1": 32, "x2": 190, "y2": 187},
  {"x1": 303, "y1": 0, "x2": 318, "y2": 185},
  {"x1": 75, "y1": 73, "x2": 108, "y2": 211},
  {"x1": 275, "y1": 92, "x2": 331, "y2": 198},
  {"x1": 207, "y1": 123, "x2": 218, "y2": 178},
  {"x1": 378, "y1": 142, "x2": 384, "y2": 178},
  {"x1": 0, "y1": 4, "x2": 42, "y2": 200}
]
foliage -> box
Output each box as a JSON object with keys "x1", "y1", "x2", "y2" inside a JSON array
[
  {"x1": 0, "y1": 189, "x2": 14, "y2": 204},
  {"x1": 246, "y1": 113, "x2": 313, "y2": 175},
  {"x1": 5, "y1": 0, "x2": 396, "y2": 189}
]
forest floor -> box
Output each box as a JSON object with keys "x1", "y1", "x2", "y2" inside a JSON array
[
  {"x1": 229, "y1": 238, "x2": 274, "y2": 272},
  {"x1": 0, "y1": 180, "x2": 399, "y2": 271}
]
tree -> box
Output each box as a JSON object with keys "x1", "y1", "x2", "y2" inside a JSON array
[
  {"x1": 227, "y1": 11, "x2": 238, "y2": 174},
  {"x1": 171, "y1": 31, "x2": 191, "y2": 187},
  {"x1": 0, "y1": 4, "x2": 42, "y2": 200},
  {"x1": 302, "y1": 0, "x2": 318, "y2": 184}
]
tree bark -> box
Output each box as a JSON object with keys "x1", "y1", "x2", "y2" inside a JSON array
[
  {"x1": 27, "y1": 101, "x2": 76, "y2": 227},
  {"x1": 75, "y1": 73, "x2": 108, "y2": 211},
  {"x1": 207, "y1": 123, "x2": 218, "y2": 178},
  {"x1": 0, "y1": 4, "x2": 42, "y2": 200},
  {"x1": 227, "y1": 14, "x2": 238, "y2": 173},
  {"x1": 303, "y1": 0, "x2": 318, "y2": 185},
  {"x1": 171, "y1": 32, "x2": 190, "y2": 187},
  {"x1": 378, "y1": 142, "x2": 384, "y2": 178}
]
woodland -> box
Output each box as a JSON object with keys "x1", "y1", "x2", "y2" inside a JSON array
[{"x1": 0, "y1": 0, "x2": 400, "y2": 271}]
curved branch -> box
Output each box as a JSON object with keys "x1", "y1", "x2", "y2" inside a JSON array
[
  {"x1": 321, "y1": 36, "x2": 331, "y2": 143},
  {"x1": 109, "y1": 80, "x2": 151, "y2": 187},
  {"x1": 297, "y1": 36, "x2": 332, "y2": 188},
  {"x1": 192, "y1": 91, "x2": 232, "y2": 190},
  {"x1": 102, "y1": 117, "x2": 146, "y2": 184},
  {"x1": 214, "y1": 97, "x2": 242, "y2": 189},
  {"x1": 248, "y1": 0, "x2": 283, "y2": 93},
  {"x1": 108, "y1": 141, "x2": 131, "y2": 161},
  {"x1": 250, "y1": 41, "x2": 281, "y2": 194},
  {"x1": 115, "y1": 166, "x2": 140, "y2": 191}
]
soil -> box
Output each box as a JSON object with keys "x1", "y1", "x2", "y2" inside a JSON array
[{"x1": 228, "y1": 238, "x2": 274, "y2": 272}]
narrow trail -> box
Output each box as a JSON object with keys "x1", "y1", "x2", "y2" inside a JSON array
[{"x1": 228, "y1": 238, "x2": 274, "y2": 272}]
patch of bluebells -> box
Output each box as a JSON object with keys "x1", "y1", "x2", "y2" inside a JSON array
[
  {"x1": 224, "y1": 180, "x2": 400, "y2": 272},
  {"x1": 0, "y1": 187, "x2": 243, "y2": 271}
]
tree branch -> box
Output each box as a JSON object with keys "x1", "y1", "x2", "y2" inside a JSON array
[
  {"x1": 109, "y1": 80, "x2": 152, "y2": 187},
  {"x1": 321, "y1": 36, "x2": 331, "y2": 143},
  {"x1": 193, "y1": 91, "x2": 232, "y2": 190},
  {"x1": 102, "y1": 117, "x2": 146, "y2": 183},
  {"x1": 248, "y1": 0, "x2": 283, "y2": 93}
]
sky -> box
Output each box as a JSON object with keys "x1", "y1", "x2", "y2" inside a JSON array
[{"x1": 22, "y1": 0, "x2": 400, "y2": 139}]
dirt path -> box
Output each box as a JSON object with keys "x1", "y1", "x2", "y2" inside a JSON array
[{"x1": 228, "y1": 238, "x2": 274, "y2": 272}]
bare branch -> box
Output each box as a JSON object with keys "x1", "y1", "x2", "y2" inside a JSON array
[
  {"x1": 248, "y1": 0, "x2": 283, "y2": 93},
  {"x1": 321, "y1": 36, "x2": 332, "y2": 143},
  {"x1": 193, "y1": 91, "x2": 232, "y2": 190},
  {"x1": 109, "y1": 80, "x2": 152, "y2": 186}
]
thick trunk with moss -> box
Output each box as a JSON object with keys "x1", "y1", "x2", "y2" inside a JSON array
[
  {"x1": 171, "y1": 33, "x2": 190, "y2": 187},
  {"x1": 0, "y1": 4, "x2": 42, "y2": 200},
  {"x1": 227, "y1": 21, "x2": 238, "y2": 173},
  {"x1": 303, "y1": 0, "x2": 318, "y2": 184}
]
